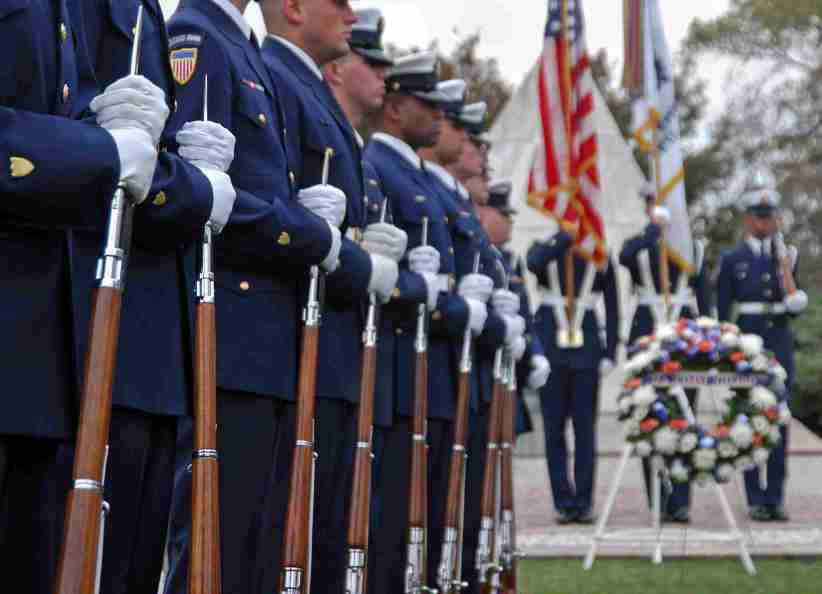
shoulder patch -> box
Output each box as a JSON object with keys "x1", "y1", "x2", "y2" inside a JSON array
[{"x1": 170, "y1": 48, "x2": 199, "y2": 86}]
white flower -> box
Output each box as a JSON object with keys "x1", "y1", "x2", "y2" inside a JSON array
[
  {"x1": 696, "y1": 316, "x2": 717, "y2": 329},
  {"x1": 651, "y1": 454, "x2": 665, "y2": 471},
  {"x1": 695, "y1": 472, "x2": 712, "y2": 486},
  {"x1": 750, "y1": 386, "x2": 777, "y2": 411},
  {"x1": 678, "y1": 432, "x2": 698, "y2": 454},
  {"x1": 768, "y1": 426, "x2": 782, "y2": 444},
  {"x1": 693, "y1": 448, "x2": 717, "y2": 471},
  {"x1": 778, "y1": 403, "x2": 792, "y2": 425},
  {"x1": 670, "y1": 459, "x2": 690, "y2": 483},
  {"x1": 653, "y1": 427, "x2": 679, "y2": 456},
  {"x1": 633, "y1": 385, "x2": 658, "y2": 408},
  {"x1": 632, "y1": 405, "x2": 650, "y2": 422},
  {"x1": 625, "y1": 420, "x2": 641, "y2": 437},
  {"x1": 735, "y1": 455, "x2": 754, "y2": 471},
  {"x1": 739, "y1": 334, "x2": 764, "y2": 357},
  {"x1": 772, "y1": 365, "x2": 788, "y2": 384},
  {"x1": 635, "y1": 440, "x2": 653, "y2": 458},
  {"x1": 720, "y1": 332, "x2": 740, "y2": 349},
  {"x1": 680, "y1": 327, "x2": 696, "y2": 341},
  {"x1": 730, "y1": 422, "x2": 753, "y2": 449},
  {"x1": 618, "y1": 396, "x2": 634, "y2": 415},
  {"x1": 625, "y1": 351, "x2": 655, "y2": 376},
  {"x1": 718, "y1": 441, "x2": 739, "y2": 459},
  {"x1": 656, "y1": 324, "x2": 677, "y2": 342},
  {"x1": 751, "y1": 354, "x2": 770, "y2": 373},
  {"x1": 721, "y1": 323, "x2": 740, "y2": 335},
  {"x1": 716, "y1": 463, "x2": 735, "y2": 483},
  {"x1": 752, "y1": 416, "x2": 769, "y2": 433},
  {"x1": 752, "y1": 448, "x2": 770, "y2": 466}
]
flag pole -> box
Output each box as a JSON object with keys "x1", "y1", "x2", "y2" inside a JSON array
[
  {"x1": 560, "y1": 0, "x2": 578, "y2": 344},
  {"x1": 651, "y1": 114, "x2": 672, "y2": 318}
]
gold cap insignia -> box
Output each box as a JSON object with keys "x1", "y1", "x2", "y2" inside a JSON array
[
  {"x1": 152, "y1": 191, "x2": 168, "y2": 206},
  {"x1": 277, "y1": 232, "x2": 291, "y2": 246},
  {"x1": 9, "y1": 157, "x2": 34, "y2": 178}
]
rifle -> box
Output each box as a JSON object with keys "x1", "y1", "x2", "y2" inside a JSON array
[
  {"x1": 189, "y1": 76, "x2": 221, "y2": 594},
  {"x1": 343, "y1": 200, "x2": 388, "y2": 594},
  {"x1": 54, "y1": 9, "x2": 144, "y2": 594},
  {"x1": 404, "y1": 218, "x2": 437, "y2": 594},
  {"x1": 498, "y1": 354, "x2": 523, "y2": 594},
  {"x1": 279, "y1": 148, "x2": 334, "y2": 594},
  {"x1": 436, "y1": 253, "x2": 481, "y2": 594}
]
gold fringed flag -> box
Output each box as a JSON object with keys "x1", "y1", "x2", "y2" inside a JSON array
[{"x1": 527, "y1": 0, "x2": 606, "y2": 268}]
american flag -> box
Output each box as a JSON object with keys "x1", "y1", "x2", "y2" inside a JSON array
[{"x1": 528, "y1": 0, "x2": 606, "y2": 266}]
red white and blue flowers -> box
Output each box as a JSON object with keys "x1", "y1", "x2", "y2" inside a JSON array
[{"x1": 618, "y1": 317, "x2": 790, "y2": 485}]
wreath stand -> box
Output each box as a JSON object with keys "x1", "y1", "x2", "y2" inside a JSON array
[{"x1": 583, "y1": 383, "x2": 757, "y2": 575}]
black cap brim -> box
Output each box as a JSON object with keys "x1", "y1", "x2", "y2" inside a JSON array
[
  {"x1": 747, "y1": 206, "x2": 777, "y2": 217},
  {"x1": 351, "y1": 47, "x2": 393, "y2": 67}
]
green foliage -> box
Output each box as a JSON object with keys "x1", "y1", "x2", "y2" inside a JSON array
[{"x1": 790, "y1": 294, "x2": 822, "y2": 421}]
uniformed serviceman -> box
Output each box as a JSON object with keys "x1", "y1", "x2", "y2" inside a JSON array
[
  {"x1": 618, "y1": 186, "x2": 710, "y2": 523},
  {"x1": 0, "y1": 3, "x2": 160, "y2": 592},
  {"x1": 419, "y1": 81, "x2": 528, "y2": 587},
  {"x1": 62, "y1": 2, "x2": 238, "y2": 592},
  {"x1": 527, "y1": 225, "x2": 620, "y2": 524},
  {"x1": 717, "y1": 180, "x2": 808, "y2": 522},
  {"x1": 259, "y1": 2, "x2": 407, "y2": 591},
  {"x1": 364, "y1": 51, "x2": 495, "y2": 593},
  {"x1": 163, "y1": 1, "x2": 348, "y2": 592}
]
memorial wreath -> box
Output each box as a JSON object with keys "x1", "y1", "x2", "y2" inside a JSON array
[{"x1": 617, "y1": 317, "x2": 791, "y2": 485}]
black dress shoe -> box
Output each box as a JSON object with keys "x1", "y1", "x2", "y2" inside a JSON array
[
  {"x1": 575, "y1": 508, "x2": 595, "y2": 524},
  {"x1": 769, "y1": 505, "x2": 790, "y2": 522},
  {"x1": 669, "y1": 507, "x2": 691, "y2": 523},
  {"x1": 749, "y1": 506, "x2": 771, "y2": 522},
  {"x1": 555, "y1": 508, "x2": 577, "y2": 524}
]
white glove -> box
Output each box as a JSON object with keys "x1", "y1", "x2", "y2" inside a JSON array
[
  {"x1": 368, "y1": 253, "x2": 399, "y2": 304},
  {"x1": 599, "y1": 358, "x2": 615, "y2": 377},
  {"x1": 176, "y1": 121, "x2": 236, "y2": 173},
  {"x1": 420, "y1": 273, "x2": 440, "y2": 311},
  {"x1": 197, "y1": 169, "x2": 236, "y2": 234},
  {"x1": 652, "y1": 205, "x2": 671, "y2": 226},
  {"x1": 785, "y1": 290, "x2": 808, "y2": 314},
  {"x1": 320, "y1": 224, "x2": 342, "y2": 272},
  {"x1": 298, "y1": 184, "x2": 347, "y2": 228},
  {"x1": 528, "y1": 354, "x2": 551, "y2": 390},
  {"x1": 91, "y1": 75, "x2": 170, "y2": 145},
  {"x1": 491, "y1": 289, "x2": 520, "y2": 317},
  {"x1": 108, "y1": 128, "x2": 158, "y2": 204},
  {"x1": 361, "y1": 222, "x2": 408, "y2": 262},
  {"x1": 510, "y1": 335, "x2": 527, "y2": 361},
  {"x1": 458, "y1": 273, "x2": 493, "y2": 304},
  {"x1": 502, "y1": 314, "x2": 526, "y2": 345},
  {"x1": 408, "y1": 245, "x2": 440, "y2": 275},
  {"x1": 465, "y1": 298, "x2": 488, "y2": 336}
]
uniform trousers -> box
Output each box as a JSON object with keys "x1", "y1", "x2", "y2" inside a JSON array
[
  {"x1": 539, "y1": 364, "x2": 600, "y2": 513},
  {"x1": 744, "y1": 424, "x2": 789, "y2": 507},
  {"x1": 461, "y1": 405, "x2": 490, "y2": 594},
  {"x1": 368, "y1": 416, "x2": 451, "y2": 594},
  {"x1": 0, "y1": 436, "x2": 66, "y2": 594}
]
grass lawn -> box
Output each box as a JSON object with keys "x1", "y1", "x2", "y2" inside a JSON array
[{"x1": 518, "y1": 558, "x2": 822, "y2": 594}]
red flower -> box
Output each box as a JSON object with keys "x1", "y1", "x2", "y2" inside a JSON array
[
  {"x1": 698, "y1": 340, "x2": 714, "y2": 353},
  {"x1": 729, "y1": 352, "x2": 746, "y2": 363},
  {"x1": 661, "y1": 361, "x2": 682, "y2": 374},
  {"x1": 711, "y1": 425, "x2": 731, "y2": 439},
  {"x1": 752, "y1": 434, "x2": 765, "y2": 447},
  {"x1": 640, "y1": 419, "x2": 660, "y2": 433},
  {"x1": 669, "y1": 419, "x2": 688, "y2": 431},
  {"x1": 625, "y1": 378, "x2": 642, "y2": 390}
]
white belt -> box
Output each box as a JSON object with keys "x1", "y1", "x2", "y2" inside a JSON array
[
  {"x1": 637, "y1": 291, "x2": 692, "y2": 308},
  {"x1": 345, "y1": 227, "x2": 363, "y2": 243},
  {"x1": 540, "y1": 290, "x2": 599, "y2": 310},
  {"x1": 737, "y1": 302, "x2": 787, "y2": 315},
  {"x1": 437, "y1": 273, "x2": 455, "y2": 293}
]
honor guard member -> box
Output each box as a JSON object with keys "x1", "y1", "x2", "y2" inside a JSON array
[
  {"x1": 322, "y1": 4, "x2": 397, "y2": 562},
  {"x1": 0, "y1": 2, "x2": 160, "y2": 591},
  {"x1": 63, "y1": 2, "x2": 238, "y2": 592},
  {"x1": 259, "y1": 2, "x2": 406, "y2": 591},
  {"x1": 717, "y1": 179, "x2": 808, "y2": 522},
  {"x1": 527, "y1": 227, "x2": 620, "y2": 524},
  {"x1": 419, "y1": 81, "x2": 526, "y2": 587},
  {"x1": 618, "y1": 185, "x2": 710, "y2": 523},
  {"x1": 364, "y1": 51, "x2": 488, "y2": 593},
  {"x1": 163, "y1": 1, "x2": 348, "y2": 592}
]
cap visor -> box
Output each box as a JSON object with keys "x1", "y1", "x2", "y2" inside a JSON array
[
  {"x1": 411, "y1": 89, "x2": 450, "y2": 104},
  {"x1": 352, "y1": 47, "x2": 394, "y2": 66}
]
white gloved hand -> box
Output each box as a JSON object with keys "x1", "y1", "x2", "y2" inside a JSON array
[
  {"x1": 491, "y1": 289, "x2": 520, "y2": 317},
  {"x1": 298, "y1": 184, "x2": 347, "y2": 228},
  {"x1": 108, "y1": 128, "x2": 159, "y2": 204},
  {"x1": 528, "y1": 354, "x2": 551, "y2": 390},
  {"x1": 320, "y1": 224, "x2": 342, "y2": 272},
  {"x1": 368, "y1": 253, "x2": 400, "y2": 304},
  {"x1": 197, "y1": 169, "x2": 236, "y2": 234},
  {"x1": 502, "y1": 314, "x2": 526, "y2": 345},
  {"x1": 599, "y1": 358, "x2": 615, "y2": 377},
  {"x1": 652, "y1": 205, "x2": 671, "y2": 227},
  {"x1": 91, "y1": 75, "x2": 170, "y2": 145},
  {"x1": 785, "y1": 290, "x2": 808, "y2": 314},
  {"x1": 458, "y1": 273, "x2": 493, "y2": 304},
  {"x1": 510, "y1": 335, "x2": 527, "y2": 361},
  {"x1": 420, "y1": 272, "x2": 441, "y2": 311},
  {"x1": 176, "y1": 121, "x2": 236, "y2": 173},
  {"x1": 408, "y1": 245, "x2": 440, "y2": 275},
  {"x1": 465, "y1": 298, "x2": 488, "y2": 336},
  {"x1": 361, "y1": 222, "x2": 408, "y2": 262}
]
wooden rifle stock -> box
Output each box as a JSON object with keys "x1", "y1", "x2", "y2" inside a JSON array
[
  {"x1": 54, "y1": 12, "x2": 145, "y2": 594},
  {"x1": 344, "y1": 201, "x2": 388, "y2": 594},
  {"x1": 189, "y1": 223, "x2": 221, "y2": 594},
  {"x1": 280, "y1": 148, "x2": 333, "y2": 594},
  {"x1": 499, "y1": 361, "x2": 520, "y2": 594}
]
